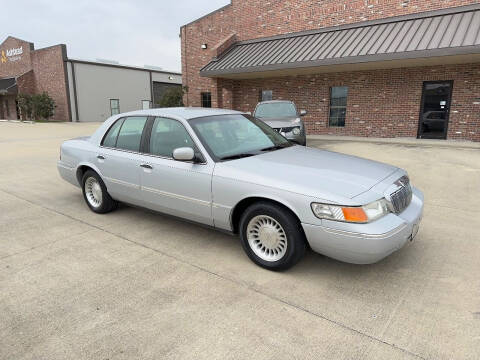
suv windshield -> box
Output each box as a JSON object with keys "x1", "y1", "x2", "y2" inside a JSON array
[
  {"x1": 254, "y1": 102, "x2": 297, "y2": 119},
  {"x1": 189, "y1": 114, "x2": 292, "y2": 161}
]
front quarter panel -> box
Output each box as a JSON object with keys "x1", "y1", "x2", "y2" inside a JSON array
[{"x1": 212, "y1": 163, "x2": 325, "y2": 231}]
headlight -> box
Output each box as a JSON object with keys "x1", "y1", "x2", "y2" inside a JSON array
[
  {"x1": 311, "y1": 199, "x2": 389, "y2": 223},
  {"x1": 292, "y1": 127, "x2": 301, "y2": 135}
]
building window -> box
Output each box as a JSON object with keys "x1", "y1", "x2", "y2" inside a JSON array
[
  {"x1": 142, "y1": 100, "x2": 150, "y2": 110},
  {"x1": 201, "y1": 92, "x2": 211, "y2": 108},
  {"x1": 260, "y1": 90, "x2": 273, "y2": 101},
  {"x1": 329, "y1": 86, "x2": 348, "y2": 127},
  {"x1": 110, "y1": 99, "x2": 120, "y2": 115}
]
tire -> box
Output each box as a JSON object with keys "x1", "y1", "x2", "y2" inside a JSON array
[
  {"x1": 239, "y1": 202, "x2": 306, "y2": 270},
  {"x1": 81, "y1": 170, "x2": 117, "y2": 214}
]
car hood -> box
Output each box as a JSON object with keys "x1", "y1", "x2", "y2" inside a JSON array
[
  {"x1": 258, "y1": 117, "x2": 299, "y2": 128},
  {"x1": 216, "y1": 146, "x2": 399, "y2": 201}
]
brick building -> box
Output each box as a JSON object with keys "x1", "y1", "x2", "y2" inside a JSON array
[
  {"x1": 0, "y1": 36, "x2": 181, "y2": 122},
  {"x1": 181, "y1": 1, "x2": 480, "y2": 141}
]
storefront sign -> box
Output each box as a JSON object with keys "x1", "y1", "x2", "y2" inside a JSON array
[{"x1": 1, "y1": 46, "x2": 23, "y2": 63}]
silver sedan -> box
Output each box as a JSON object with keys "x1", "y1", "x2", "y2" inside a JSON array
[{"x1": 57, "y1": 108, "x2": 423, "y2": 270}]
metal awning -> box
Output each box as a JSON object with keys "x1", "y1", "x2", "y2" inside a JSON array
[
  {"x1": 0, "y1": 77, "x2": 17, "y2": 95},
  {"x1": 200, "y1": 4, "x2": 480, "y2": 78}
]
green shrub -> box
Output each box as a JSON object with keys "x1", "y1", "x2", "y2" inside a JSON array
[
  {"x1": 17, "y1": 92, "x2": 56, "y2": 121},
  {"x1": 157, "y1": 86, "x2": 187, "y2": 108}
]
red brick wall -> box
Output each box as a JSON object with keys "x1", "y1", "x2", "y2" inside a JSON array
[
  {"x1": 31, "y1": 45, "x2": 70, "y2": 121},
  {"x1": 181, "y1": 1, "x2": 480, "y2": 141},
  {"x1": 0, "y1": 36, "x2": 70, "y2": 121},
  {"x1": 232, "y1": 63, "x2": 480, "y2": 141},
  {"x1": 0, "y1": 37, "x2": 34, "y2": 78}
]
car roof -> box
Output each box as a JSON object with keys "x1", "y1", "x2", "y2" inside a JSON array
[
  {"x1": 257, "y1": 100, "x2": 295, "y2": 105},
  {"x1": 116, "y1": 107, "x2": 244, "y2": 120}
]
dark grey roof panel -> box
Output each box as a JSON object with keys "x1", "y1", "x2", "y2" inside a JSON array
[
  {"x1": 0, "y1": 77, "x2": 16, "y2": 91},
  {"x1": 200, "y1": 5, "x2": 480, "y2": 77}
]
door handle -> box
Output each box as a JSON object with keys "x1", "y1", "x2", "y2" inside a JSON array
[
  {"x1": 97, "y1": 155, "x2": 105, "y2": 160},
  {"x1": 140, "y1": 164, "x2": 153, "y2": 169}
]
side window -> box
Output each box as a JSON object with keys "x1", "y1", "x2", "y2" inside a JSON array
[
  {"x1": 149, "y1": 117, "x2": 195, "y2": 158},
  {"x1": 102, "y1": 118, "x2": 125, "y2": 147},
  {"x1": 116, "y1": 116, "x2": 148, "y2": 152},
  {"x1": 110, "y1": 99, "x2": 120, "y2": 115}
]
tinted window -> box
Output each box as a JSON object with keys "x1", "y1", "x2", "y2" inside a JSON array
[
  {"x1": 260, "y1": 90, "x2": 273, "y2": 101},
  {"x1": 116, "y1": 117, "x2": 147, "y2": 152},
  {"x1": 102, "y1": 118, "x2": 125, "y2": 147},
  {"x1": 254, "y1": 102, "x2": 297, "y2": 118},
  {"x1": 329, "y1": 86, "x2": 348, "y2": 127},
  {"x1": 149, "y1": 117, "x2": 195, "y2": 157},
  {"x1": 201, "y1": 92, "x2": 211, "y2": 108}
]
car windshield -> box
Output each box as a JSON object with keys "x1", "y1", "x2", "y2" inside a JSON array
[
  {"x1": 189, "y1": 114, "x2": 292, "y2": 161},
  {"x1": 254, "y1": 102, "x2": 297, "y2": 119}
]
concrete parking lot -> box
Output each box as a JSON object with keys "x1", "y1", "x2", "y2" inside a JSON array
[{"x1": 1, "y1": 122, "x2": 479, "y2": 360}]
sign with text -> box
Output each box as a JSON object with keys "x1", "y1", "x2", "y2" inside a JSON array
[{"x1": 1, "y1": 46, "x2": 23, "y2": 63}]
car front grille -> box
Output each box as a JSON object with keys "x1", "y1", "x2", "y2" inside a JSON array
[
  {"x1": 274, "y1": 127, "x2": 295, "y2": 133},
  {"x1": 389, "y1": 176, "x2": 413, "y2": 214}
]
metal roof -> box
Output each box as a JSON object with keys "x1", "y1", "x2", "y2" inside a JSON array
[{"x1": 200, "y1": 4, "x2": 480, "y2": 77}]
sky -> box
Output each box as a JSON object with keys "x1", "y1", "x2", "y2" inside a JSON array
[{"x1": 1, "y1": 0, "x2": 230, "y2": 72}]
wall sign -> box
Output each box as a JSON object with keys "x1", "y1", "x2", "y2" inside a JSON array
[{"x1": 1, "y1": 46, "x2": 23, "y2": 63}]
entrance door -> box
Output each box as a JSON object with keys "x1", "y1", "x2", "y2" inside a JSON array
[{"x1": 418, "y1": 81, "x2": 453, "y2": 139}]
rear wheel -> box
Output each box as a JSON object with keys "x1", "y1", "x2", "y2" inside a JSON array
[
  {"x1": 239, "y1": 202, "x2": 306, "y2": 270},
  {"x1": 81, "y1": 170, "x2": 117, "y2": 214}
]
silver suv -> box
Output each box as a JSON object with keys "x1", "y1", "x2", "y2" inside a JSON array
[{"x1": 253, "y1": 100, "x2": 307, "y2": 145}]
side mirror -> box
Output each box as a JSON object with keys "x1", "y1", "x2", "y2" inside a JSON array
[
  {"x1": 300, "y1": 110, "x2": 307, "y2": 116},
  {"x1": 245, "y1": 111, "x2": 252, "y2": 115},
  {"x1": 173, "y1": 147, "x2": 195, "y2": 161}
]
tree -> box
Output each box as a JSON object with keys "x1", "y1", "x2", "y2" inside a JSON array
[
  {"x1": 32, "y1": 92, "x2": 56, "y2": 120},
  {"x1": 17, "y1": 93, "x2": 34, "y2": 120},
  {"x1": 157, "y1": 86, "x2": 187, "y2": 108},
  {"x1": 16, "y1": 92, "x2": 56, "y2": 121}
]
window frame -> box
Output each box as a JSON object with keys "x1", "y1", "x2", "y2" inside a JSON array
[
  {"x1": 100, "y1": 116, "x2": 150, "y2": 153},
  {"x1": 328, "y1": 86, "x2": 348, "y2": 127},
  {"x1": 100, "y1": 115, "x2": 207, "y2": 164},
  {"x1": 200, "y1": 92, "x2": 212, "y2": 108},
  {"x1": 110, "y1": 99, "x2": 120, "y2": 116}
]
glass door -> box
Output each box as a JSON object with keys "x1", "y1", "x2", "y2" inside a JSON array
[{"x1": 418, "y1": 81, "x2": 453, "y2": 139}]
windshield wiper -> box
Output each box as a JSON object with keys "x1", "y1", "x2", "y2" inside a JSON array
[
  {"x1": 260, "y1": 144, "x2": 290, "y2": 152},
  {"x1": 220, "y1": 153, "x2": 256, "y2": 161}
]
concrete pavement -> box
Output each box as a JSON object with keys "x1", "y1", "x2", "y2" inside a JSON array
[{"x1": 1, "y1": 122, "x2": 479, "y2": 359}]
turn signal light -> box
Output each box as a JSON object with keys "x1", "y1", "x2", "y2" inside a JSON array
[{"x1": 341, "y1": 207, "x2": 368, "y2": 223}]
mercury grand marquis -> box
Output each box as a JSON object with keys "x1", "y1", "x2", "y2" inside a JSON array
[{"x1": 57, "y1": 108, "x2": 424, "y2": 270}]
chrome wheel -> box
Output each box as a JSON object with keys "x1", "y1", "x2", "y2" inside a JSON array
[
  {"x1": 247, "y1": 215, "x2": 288, "y2": 262},
  {"x1": 85, "y1": 176, "x2": 103, "y2": 208}
]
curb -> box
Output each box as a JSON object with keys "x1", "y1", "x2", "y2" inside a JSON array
[{"x1": 307, "y1": 135, "x2": 480, "y2": 150}]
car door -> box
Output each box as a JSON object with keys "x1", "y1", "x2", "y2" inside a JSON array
[
  {"x1": 96, "y1": 116, "x2": 148, "y2": 206},
  {"x1": 139, "y1": 116, "x2": 214, "y2": 225}
]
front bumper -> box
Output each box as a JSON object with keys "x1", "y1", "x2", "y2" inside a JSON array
[{"x1": 302, "y1": 187, "x2": 424, "y2": 264}]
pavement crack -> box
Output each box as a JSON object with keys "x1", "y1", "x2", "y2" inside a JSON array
[{"x1": 0, "y1": 188, "x2": 426, "y2": 360}]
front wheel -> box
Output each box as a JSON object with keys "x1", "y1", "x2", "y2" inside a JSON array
[
  {"x1": 239, "y1": 202, "x2": 306, "y2": 270},
  {"x1": 81, "y1": 170, "x2": 117, "y2": 214}
]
